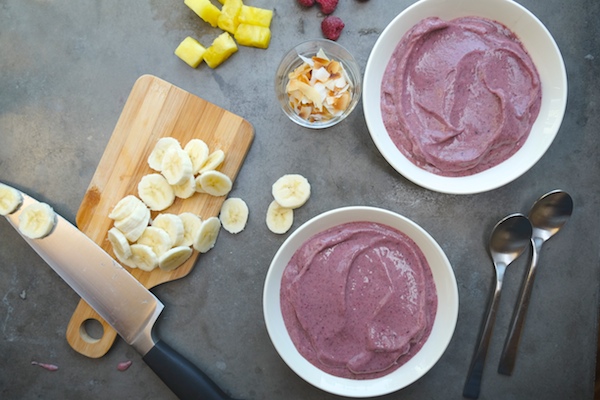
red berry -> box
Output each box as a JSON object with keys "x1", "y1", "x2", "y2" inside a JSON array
[
  {"x1": 321, "y1": 16, "x2": 345, "y2": 41},
  {"x1": 316, "y1": 0, "x2": 339, "y2": 15},
  {"x1": 297, "y1": 0, "x2": 315, "y2": 7}
]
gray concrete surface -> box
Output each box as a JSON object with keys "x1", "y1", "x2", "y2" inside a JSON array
[{"x1": 1, "y1": 0, "x2": 598, "y2": 399}]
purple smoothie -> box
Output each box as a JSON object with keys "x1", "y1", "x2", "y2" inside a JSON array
[
  {"x1": 381, "y1": 16, "x2": 542, "y2": 176},
  {"x1": 280, "y1": 221, "x2": 437, "y2": 379}
]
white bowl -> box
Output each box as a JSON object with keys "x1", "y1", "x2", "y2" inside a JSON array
[
  {"x1": 363, "y1": 0, "x2": 567, "y2": 194},
  {"x1": 263, "y1": 206, "x2": 459, "y2": 397}
]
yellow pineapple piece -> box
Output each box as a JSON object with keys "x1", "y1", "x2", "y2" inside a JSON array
[
  {"x1": 238, "y1": 5, "x2": 273, "y2": 28},
  {"x1": 234, "y1": 24, "x2": 271, "y2": 49},
  {"x1": 203, "y1": 32, "x2": 238, "y2": 68},
  {"x1": 217, "y1": 0, "x2": 243, "y2": 34},
  {"x1": 184, "y1": 0, "x2": 221, "y2": 28},
  {"x1": 174, "y1": 37, "x2": 207, "y2": 68}
]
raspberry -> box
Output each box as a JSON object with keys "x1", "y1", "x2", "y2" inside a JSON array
[
  {"x1": 321, "y1": 16, "x2": 345, "y2": 41},
  {"x1": 297, "y1": 0, "x2": 315, "y2": 7},
  {"x1": 316, "y1": 0, "x2": 338, "y2": 15}
]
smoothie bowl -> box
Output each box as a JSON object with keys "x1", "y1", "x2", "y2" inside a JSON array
[
  {"x1": 363, "y1": 0, "x2": 567, "y2": 194},
  {"x1": 263, "y1": 206, "x2": 458, "y2": 397}
]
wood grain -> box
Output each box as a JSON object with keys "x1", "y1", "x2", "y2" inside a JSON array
[{"x1": 66, "y1": 75, "x2": 254, "y2": 358}]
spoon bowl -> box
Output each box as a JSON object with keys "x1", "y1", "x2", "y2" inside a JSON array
[{"x1": 463, "y1": 214, "x2": 532, "y2": 398}]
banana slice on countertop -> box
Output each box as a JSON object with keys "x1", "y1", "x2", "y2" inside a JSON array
[
  {"x1": 193, "y1": 216, "x2": 221, "y2": 253},
  {"x1": 197, "y1": 170, "x2": 232, "y2": 197},
  {"x1": 152, "y1": 213, "x2": 185, "y2": 247},
  {"x1": 107, "y1": 226, "x2": 132, "y2": 262},
  {"x1": 18, "y1": 202, "x2": 57, "y2": 239},
  {"x1": 148, "y1": 137, "x2": 181, "y2": 172},
  {"x1": 184, "y1": 138, "x2": 209, "y2": 175},
  {"x1": 219, "y1": 197, "x2": 249, "y2": 234},
  {"x1": 178, "y1": 212, "x2": 202, "y2": 247},
  {"x1": 0, "y1": 183, "x2": 23, "y2": 216},
  {"x1": 113, "y1": 201, "x2": 151, "y2": 242},
  {"x1": 272, "y1": 174, "x2": 311, "y2": 209},
  {"x1": 266, "y1": 200, "x2": 293, "y2": 235},
  {"x1": 158, "y1": 246, "x2": 193, "y2": 271},
  {"x1": 161, "y1": 146, "x2": 193, "y2": 186},
  {"x1": 129, "y1": 243, "x2": 158, "y2": 271},
  {"x1": 136, "y1": 226, "x2": 172, "y2": 257},
  {"x1": 138, "y1": 173, "x2": 175, "y2": 211},
  {"x1": 199, "y1": 149, "x2": 225, "y2": 174}
]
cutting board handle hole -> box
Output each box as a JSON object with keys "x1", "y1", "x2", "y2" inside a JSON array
[{"x1": 80, "y1": 319, "x2": 104, "y2": 343}]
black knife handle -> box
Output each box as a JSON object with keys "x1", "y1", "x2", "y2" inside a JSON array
[{"x1": 143, "y1": 340, "x2": 235, "y2": 400}]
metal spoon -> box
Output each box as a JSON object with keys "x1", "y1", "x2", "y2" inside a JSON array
[
  {"x1": 498, "y1": 190, "x2": 573, "y2": 375},
  {"x1": 463, "y1": 213, "x2": 532, "y2": 399}
]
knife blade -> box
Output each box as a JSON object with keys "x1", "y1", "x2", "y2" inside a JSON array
[{"x1": 3, "y1": 186, "x2": 235, "y2": 400}]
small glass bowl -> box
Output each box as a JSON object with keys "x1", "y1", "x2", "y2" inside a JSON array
[{"x1": 275, "y1": 39, "x2": 362, "y2": 130}]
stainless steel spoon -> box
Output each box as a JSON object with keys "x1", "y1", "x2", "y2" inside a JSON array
[
  {"x1": 463, "y1": 213, "x2": 532, "y2": 399},
  {"x1": 498, "y1": 190, "x2": 573, "y2": 375}
]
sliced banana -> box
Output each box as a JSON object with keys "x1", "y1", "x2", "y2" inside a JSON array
[
  {"x1": 138, "y1": 173, "x2": 175, "y2": 211},
  {"x1": 152, "y1": 213, "x2": 185, "y2": 247},
  {"x1": 219, "y1": 197, "x2": 249, "y2": 234},
  {"x1": 148, "y1": 137, "x2": 181, "y2": 171},
  {"x1": 193, "y1": 216, "x2": 221, "y2": 253},
  {"x1": 266, "y1": 200, "x2": 293, "y2": 234},
  {"x1": 179, "y1": 212, "x2": 202, "y2": 247},
  {"x1": 184, "y1": 139, "x2": 209, "y2": 175},
  {"x1": 161, "y1": 146, "x2": 193, "y2": 186},
  {"x1": 197, "y1": 170, "x2": 232, "y2": 197},
  {"x1": 272, "y1": 174, "x2": 311, "y2": 209},
  {"x1": 198, "y1": 149, "x2": 225, "y2": 173},
  {"x1": 136, "y1": 226, "x2": 172, "y2": 257},
  {"x1": 129, "y1": 243, "x2": 158, "y2": 271},
  {"x1": 172, "y1": 174, "x2": 196, "y2": 199},
  {"x1": 113, "y1": 202, "x2": 150, "y2": 242},
  {"x1": 107, "y1": 227, "x2": 132, "y2": 263},
  {"x1": 108, "y1": 195, "x2": 145, "y2": 221},
  {"x1": 0, "y1": 183, "x2": 23, "y2": 215},
  {"x1": 158, "y1": 246, "x2": 193, "y2": 271},
  {"x1": 18, "y1": 202, "x2": 56, "y2": 239}
]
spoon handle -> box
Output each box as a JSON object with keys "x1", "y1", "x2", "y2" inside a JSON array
[
  {"x1": 463, "y1": 270, "x2": 505, "y2": 399},
  {"x1": 498, "y1": 237, "x2": 541, "y2": 375}
]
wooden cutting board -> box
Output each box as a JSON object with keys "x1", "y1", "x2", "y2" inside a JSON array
[{"x1": 66, "y1": 75, "x2": 254, "y2": 358}]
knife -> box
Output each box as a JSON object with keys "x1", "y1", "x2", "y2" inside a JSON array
[{"x1": 2, "y1": 187, "x2": 235, "y2": 400}]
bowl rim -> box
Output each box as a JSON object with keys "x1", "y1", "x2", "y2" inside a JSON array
[
  {"x1": 263, "y1": 206, "x2": 459, "y2": 397},
  {"x1": 275, "y1": 39, "x2": 363, "y2": 130},
  {"x1": 362, "y1": 0, "x2": 568, "y2": 194}
]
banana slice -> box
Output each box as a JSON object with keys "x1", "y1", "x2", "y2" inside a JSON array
[
  {"x1": 148, "y1": 137, "x2": 181, "y2": 171},
  {"x1": 219, "y1": 197, "x2": 249, "y2": 234},
  {"x1": 172, "y1": 174, "x2": 196, "y2": 199},
  {"x1": 129, "y1": 244, "x2": 158, "y2": 271},
  {"x1": 272, "y1": 174, "x2": 311, "y2": 209},
  {"x1": 108, "y1": 195, "x2": 145, "y2": 221},
  {"x1": 0, "y1": 183, "x2": 23, "y2": 215},
  {"x1": 199, "y1": 149, "x2": 225, "y2": 173},
  {"x1": 158, "y1": 246, "x2": 193, "y2": 271},
  {"x1": 107, "y1": 227, "x2": 132, "y2": 263},
  {"x1": 152, "y1": 213, "x2": 185, "y2": 247},
  {"x1": 161, "y1": 146, "x2": 193, "y2": 186},
  {"x1": 266, "y1": 200, "x2": 293, "y2": 234},
  {"x1": 179, "y1": 212, "x2": 202, "y2": 247},
  {"x1": 138, "y1": 173, "x2": 175, "y2": 211},
  {"x1": 197, "y1": 170, "x2": 232, "y2": 197},
  {"x1": 136, "y1": 226, "x2": 172, "y2": 257},
  {"x1": 193, "y1": 216, "x2": 221, "y2": 253},
  {"x1": 113, "y1": 202, "x2": 150, "y2": 242},
  {"x1": 18, "y1": 202, "x2": 56, "y2": 239},
  {"x1": 184, "y1": 139, "x2": 210, "y2": 175}
]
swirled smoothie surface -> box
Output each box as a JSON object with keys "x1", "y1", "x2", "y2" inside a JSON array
[
  {"x1": 280, "y1": 222, "x2": 437, "y2": 379},
  {"x1": 381, "y1": 16, "x2": 542, "y2": 176}
]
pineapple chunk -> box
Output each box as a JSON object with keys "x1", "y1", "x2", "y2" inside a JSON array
[
  {"x1": 238, "y1": 5, "x2": 273, "y2": 28},
  {"x1": 175, "y1": 37, "x2": 207, "y2": 68},
  {"x1": 203, "y1": 32, "x2": 238, "y2": 68},
  {"x1": 184, "y1": 0, "x2": 221, "y2": 28},
  {"x1": 234, "y1": 24, "x2": 271, "y2": 49},
  {"x1": 217, "y1": 0, "x2": 243, "y2": 34}
]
